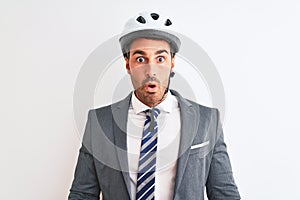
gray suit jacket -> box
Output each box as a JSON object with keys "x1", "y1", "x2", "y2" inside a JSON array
[{"x1": 68, "y1": 90, "x2": 240, "y2": 200}]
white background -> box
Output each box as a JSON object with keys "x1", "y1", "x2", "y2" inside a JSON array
[{"x1": 1, "y1": 0, "x2": 300, "y2": 199}]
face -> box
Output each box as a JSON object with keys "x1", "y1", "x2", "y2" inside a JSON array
[{"x1": 125, "y1": 38, "x2": 175, "y2": 107}]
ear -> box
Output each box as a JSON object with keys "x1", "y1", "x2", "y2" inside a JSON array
[
  {"x1": 125, "y1": 57, "x2": 131, "y2": 74},
  {"x1": 171, "y1": 55, "x2": 175, "y2": 69}
]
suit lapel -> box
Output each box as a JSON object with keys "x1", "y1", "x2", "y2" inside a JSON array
[
  {"x1": 111, "y1": 93, "x2": 132, "y2": 199},
  {"x1": 111, "y1": 90, "x2": 200, "y2": 199},
  {"x1": 171, "y1": 90, "x2": 200, "y2": 195}
]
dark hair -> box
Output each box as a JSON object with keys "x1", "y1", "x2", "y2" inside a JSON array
[
  {"x1": 122, "y1": 37, "x2": 176, "y2": 59},
  {"x1": 123, "y1": 52, "x2": 176, "y2": 59}
]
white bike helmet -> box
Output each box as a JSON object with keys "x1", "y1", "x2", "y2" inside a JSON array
[{"x1": 119, "y1": 11, "x2": 181, "y2": 55}]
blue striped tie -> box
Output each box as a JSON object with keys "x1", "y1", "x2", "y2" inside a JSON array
[{"x1": 136, "y1": 108, "x2": 160, "y2": 200}]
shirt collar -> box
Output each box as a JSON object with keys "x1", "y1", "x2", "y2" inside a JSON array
[{"x1": 131, "y1": 90, "x2": 178, "y2": 114}]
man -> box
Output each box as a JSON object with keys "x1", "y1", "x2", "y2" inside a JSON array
[{"x1": 69, "y1": 11, "x2": 240, "y2": 200}]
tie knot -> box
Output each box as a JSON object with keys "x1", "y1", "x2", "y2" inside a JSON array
[{"x1": 145, "y1": 108, "x2": 160, "y2": 119}]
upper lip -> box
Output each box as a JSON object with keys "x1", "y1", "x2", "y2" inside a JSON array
[{"x1": 145, "y1": 82, "x2": 158, "y2": 88}]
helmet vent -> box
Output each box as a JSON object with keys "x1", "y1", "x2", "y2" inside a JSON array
[
  {"x1": 136, "y1": 16, "x2": 146, "y2": 24},
  {"x1": 165, "y1": 19, "x2": 172, "y2": 26},
  {"x1": 150, "y1": 13, "x2": 159, "y2": 20}
]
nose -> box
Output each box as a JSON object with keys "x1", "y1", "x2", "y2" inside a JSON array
[{"x1": 145, "y1": 64, "x2": 156, "y2": 77}]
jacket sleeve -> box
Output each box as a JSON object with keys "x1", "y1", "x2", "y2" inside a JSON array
[
  {"x1": 206, "y1": 109, "x2": 241, "y2": 200},
  {"x1": 68, "y1": 110, "x2": 101, "y2": 200}
]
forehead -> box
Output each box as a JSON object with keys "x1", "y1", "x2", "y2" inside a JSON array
[{"x1": 130, "y1": 38, "x2": 171, "y2": 52}]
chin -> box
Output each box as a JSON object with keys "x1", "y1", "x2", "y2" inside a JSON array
[{"x1": 136, "y1": 88, "x2": 167, "y2": 105}]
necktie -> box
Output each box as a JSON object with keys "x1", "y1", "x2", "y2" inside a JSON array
[{"x1": 136, "y1": 108, "x2": 160, "y2": 200}]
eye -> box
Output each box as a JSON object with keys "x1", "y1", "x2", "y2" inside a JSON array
[
  {"x1": 136, "y1": 57, "x2": 145, "y2": 63},
  {"x1": 157, "y1": 56, "x2": 165, "y2": 62}
]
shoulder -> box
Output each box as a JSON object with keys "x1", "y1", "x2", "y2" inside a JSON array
[
  {"x1": 87, "y1": 92, "x2": 132, "y2": 119},
  {"x1": 187, "y1": 98, "x2": 219, "y2": 115},
  {"x1": 85, "y1": 104, "x2": 112, "y2": 121},
  {"x1": 186, "y1": 98, "x2": 220, "y2": 123},
  {"x1": 170, "y1": 89, "x2": 219, "y2": 120}
]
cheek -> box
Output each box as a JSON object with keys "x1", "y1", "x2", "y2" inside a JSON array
[{"x1": 128, "y1": 62, "x2": 139, "y2": 72}]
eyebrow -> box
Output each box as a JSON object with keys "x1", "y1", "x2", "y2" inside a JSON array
[
  {"x1": 131, "y1": 49, "x2": 169, "y2": 56},
  {"x1": 132, "y1": 50, "x2": 145, "y2": 56},
  {"x1": 155, "y1": 49, "x2": 169, "y2": 55}
]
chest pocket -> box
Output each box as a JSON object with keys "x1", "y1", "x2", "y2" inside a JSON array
[{"x1": 189, "y1": 140, "x2": 212, "y2": 158}]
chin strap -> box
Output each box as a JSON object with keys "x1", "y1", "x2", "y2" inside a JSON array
[{"x1": 163, "y1": 69, "x2": 174, "y2": 95}]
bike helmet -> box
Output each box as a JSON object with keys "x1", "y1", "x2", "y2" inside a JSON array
[{"x1": 119, "y1": 11, "x2": 181, "y2": 55}]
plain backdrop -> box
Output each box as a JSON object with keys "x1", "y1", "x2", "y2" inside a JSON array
[{"x1": 1, "y1": 0, "x2": 300, "y2": 199}]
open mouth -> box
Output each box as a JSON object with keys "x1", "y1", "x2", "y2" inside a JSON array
[
  {"x1": 148, "y1": 84, "x2": 156, "y2": 88},
  {"x1": 144, "y1": 82, "x2": 158, "y2": 91}
]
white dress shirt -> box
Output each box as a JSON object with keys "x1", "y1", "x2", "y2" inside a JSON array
[{"x1": 127, "y1": 91, "x2": 181, "y2": 200}]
